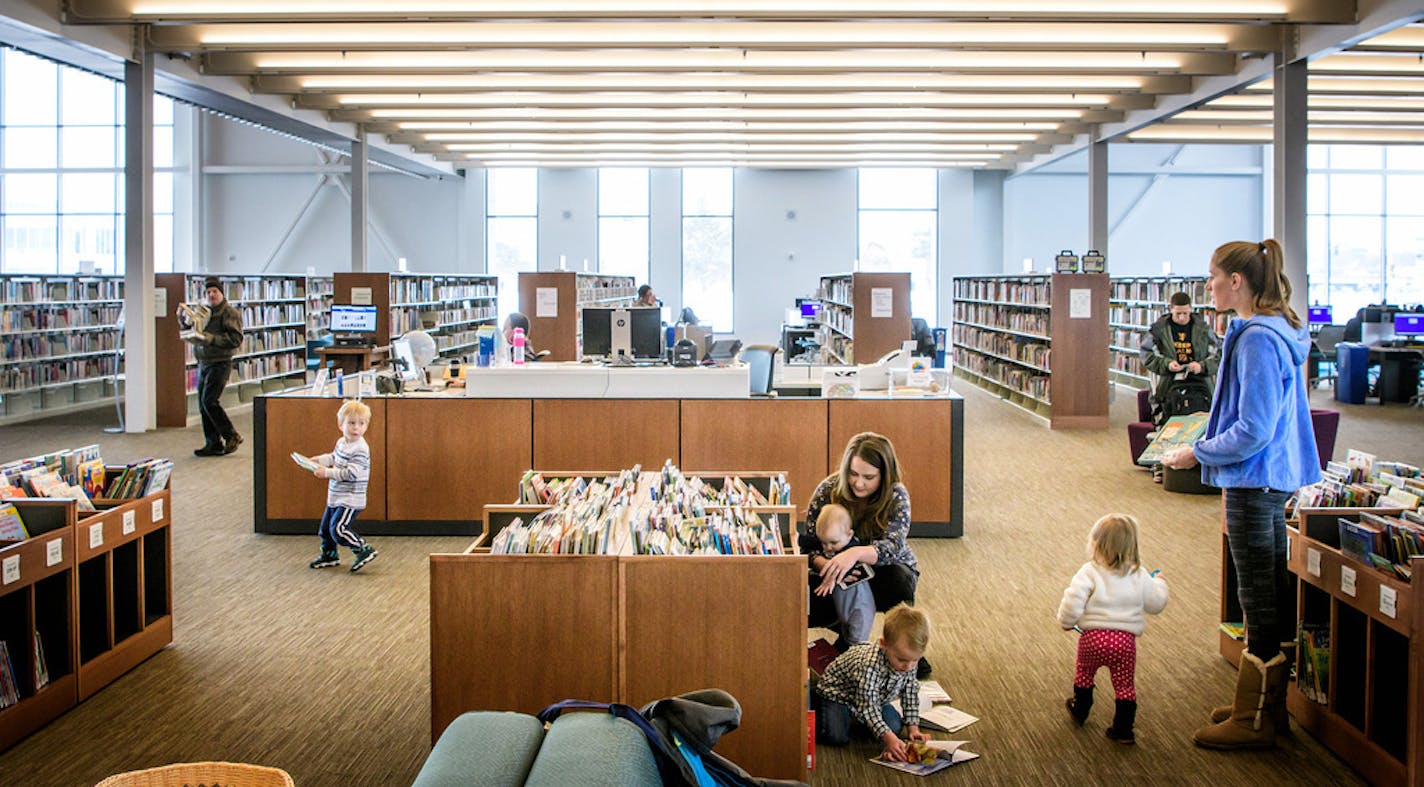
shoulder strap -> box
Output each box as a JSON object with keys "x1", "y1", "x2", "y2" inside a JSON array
[{"x1": 536, "y1": 700, "x2": 691, "y2": 786}]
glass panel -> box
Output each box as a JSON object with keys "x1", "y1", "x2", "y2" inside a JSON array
[
  {"x1": 486, "y1": 168, "x2": 537, "y2": 216},
  {"x1": 1307, "y1": 214, "x2": 1329, "y2": 311},
  {"x1": 682, "y1": 168, "x2": 732, "y2": 215},
  {"x1": 3, "y1": 173, "x2": 58, "y2": 213},
  {"x1": 4, "y1": 127, "x2": 57, "y2": 169},
  {"x1": 1307, "y1": 144, "x2": 1328, "y2": 169},
  {"x1": 1385, "y1": 217, "x2": 1424, "y2": 306},
  {"x1": 60, "y1": 68, "x2": 116, "y2": 126},
  {"x1": 1387, "y1": 175, "x2": 1424, "y2": 216},
  {"x1": 153, "y1": 95, "x2": 174, "y2": 126},
  {"x1": 1329, "y1": 145, "x2": 1382, "y2": 170},
  {"x1": 153, "y1": 125, "x2": 173, "y2": 169},
  {"x1": 59, "y1": 214, "x2": 118, "y2": 274},
  {"x1": 682, "y1": 216, "x2": 733, "y2": 331},
  {"x1": 1328, "y1": 215, "x2": 1382, "y2": 320},
  {"x1": 154, "y1": 213, "x2": 174, "y2": 274},
  {"x1": 486, "y1": 216, "x2": 536, "y2": 317},
  {"x1": 60, "y1": 125, "x2": 116, "y2": 168},
  {"x1": 1386, "y1": 146, "x2": 1424, "y2": 170},
  {"x1": 153, "y1": 172, "x2": 173, "y2": 214},
  {"x1": 859, "y1": 210, "x2": 937, "y2": 323},
  {"x1": 2, "y1": 215, "x2": 58, "y2": 274},
  {"x1": 3, "y1": 49, "x2": 57, "y2": 126},
  {"x1": 859, "y1": 168, "x2": 937, "y2": 210},
  {"x1": 1328, "y1": 174, "x2": 1381, "y2": 215},
  {"x1": 597, "y1": 216, "x2": 649, "y2": 281},
  {"x1": 60, "y1": 172, "x2": 116, "y2": 214},
  {"x1": 598, "y1": 168, "x2": 649, "y2": 215},
  {"x1": 1307, "y1": 173, "x2": 1327, "y2": 215}
]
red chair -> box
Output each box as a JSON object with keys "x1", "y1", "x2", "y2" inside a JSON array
[{"x1": 1128, "y1": 388, "x2": 1154, "y2": 464}]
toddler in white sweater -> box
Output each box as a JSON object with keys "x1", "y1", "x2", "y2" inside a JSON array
[{"x1": 1057, "y1": 513, "x2": 1169, "y2": 745}]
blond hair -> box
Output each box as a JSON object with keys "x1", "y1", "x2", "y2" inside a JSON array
[
  {"x1": 830, "y1": 432, "x2": 903, "y2": 540},
  {"x1": 816, "y1": 504, "x2": 853, "y2": 539},
  {"x1": 337, "y1": 399, "x2": 371, "y2": 423},
  {"x1": 1211, "y1": 239, "x2": 1301, "y2": 329},
  {"x1": 1089, "y1": 514, "x2": 1141, "y2": 573},
  {"x1": 882, "y1": 603, "x2": 930, "y2": 652}
]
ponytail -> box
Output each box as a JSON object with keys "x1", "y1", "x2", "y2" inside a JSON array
[{"x1": 1212, "y1": 238, "x2": 1302, "y2": 329}]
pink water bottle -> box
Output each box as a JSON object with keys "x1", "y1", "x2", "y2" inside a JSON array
[{"x1": 511, "y1": 327, "x2": 526, "y2": 365}]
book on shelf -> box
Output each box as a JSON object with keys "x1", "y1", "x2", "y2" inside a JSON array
[
  {"x1": 102, "y1": 458, "x2": 174, "y2": 499},
  {"x1": 0, "y1": 501, "x2": 27, "y2": 542},
  {"x1": 870, "y1": 740, "x2": 979, "y2": 776},
  {"x1": 1219, "y1": 622, "x2": 1245, "y2": 641},
  {"x1": 1135, "y1": 413, "x2": 1210, "y2": 466},
  {"x1": 34, "y1": 630, "x2": 48, "y2": 690},
  {"x1": 1298, "y1": 624, "x2": 1330, "y2": 704},
  {"x1": 0, "y1": 641, "x2": 18, "y2": 710}
]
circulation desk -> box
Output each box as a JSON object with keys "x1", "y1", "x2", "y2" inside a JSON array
[{"x1": 253, "y1": 365, "x2": 964, "y2": 537}]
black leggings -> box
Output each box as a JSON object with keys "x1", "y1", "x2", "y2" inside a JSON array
[{"x1": 808, "y1": 563, "x2": 919, "y2": 629}]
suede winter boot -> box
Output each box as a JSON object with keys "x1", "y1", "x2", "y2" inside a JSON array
[
  {"x1": 1065, "y1": 686, "x2": 1093, "y2": 726},
  {"x1": 1210, "y1": 644, "x2": 1295, "y2": 736},
  {"x1": 1195, "y1": 651, "x2": 1287, "y2": 750},
  {"x1": 1106, "y1": 699, "x2": 1136, "y2": 744}
]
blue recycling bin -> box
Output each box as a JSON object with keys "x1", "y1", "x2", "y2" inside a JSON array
[{"x1": 1335, "y1": 342, "x2": 1369, "y2": 404}]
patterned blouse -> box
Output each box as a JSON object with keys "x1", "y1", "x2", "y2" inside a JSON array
[{"x1": 806, "y1": 476, "x2": 917, "y2": 572}]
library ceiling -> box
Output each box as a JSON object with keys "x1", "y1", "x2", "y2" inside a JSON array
[{"x1": 57, "y1": 1, "x2": 1423, "y2": 170}]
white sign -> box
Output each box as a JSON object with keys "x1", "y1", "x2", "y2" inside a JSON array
[
  {"x1": 1069, "y1": 289, "x2": 1092, "y2": 319},
  {"x1": 46, "y1": 538, "x2": 62, "y2": 567},
  {"x1": 536, "y1": 287, "x2": 559, "y2": 318},
  {"x1": 1380, "y1": 585, "x2": 1398, "y2": 618},
  {"x1": 152, "y1": 498, "x2": 164, "y2": 523},
  {"x1": 1306, "y1": 547, "x2": 1321, "y2": 577},
  {"x1": 311, "y1": 368, "x2": 329, "y2": 397},
  {"x1": 870, "y1": 287, "x2": 894, "y2": 318},
  {"x1": 154, "y1": 288, "x2": 168, "y2": 314},
  {"x1": 360, "y1": 374, "x2": 376, "y2": 398},
  {"x1": 123, "y1": 509, "x2": 136, "y2": 535},
  {"x1": 1340, "y1": 565, "x2": 1357, "y2": 597},
  {"x1": 2, "y1": 555, "x2": 18, "y2": 585},
  {"x1": 351, "y1": 287, "x2": 373, "y2": 306},
  {"x1": 90, "y1": 522, "x2": 104, "y2": 549}
]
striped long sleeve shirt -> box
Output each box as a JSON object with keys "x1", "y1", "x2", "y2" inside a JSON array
[
  {"x1": 814, "y1": 642, "x2": 920, "y2": 739},
  {"x1": 318, "y1": 437, "x2": 370, "y2": 509}
]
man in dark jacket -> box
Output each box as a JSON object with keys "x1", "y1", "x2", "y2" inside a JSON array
[
  {"x1": 1139, "y1": 291, "x2": 1221, "y2": 425},
  {"x1": 179, "y1": 278, "x2": 244, "y2": 456}
]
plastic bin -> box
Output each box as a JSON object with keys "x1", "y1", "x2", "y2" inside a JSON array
[{"x1": 1334, "y1": 342, "x2": 1369, "y2": 404}]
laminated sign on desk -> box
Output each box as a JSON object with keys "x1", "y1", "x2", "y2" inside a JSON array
[{"x1": 822, "y1": 367, "x2": 860, "y2": 399}]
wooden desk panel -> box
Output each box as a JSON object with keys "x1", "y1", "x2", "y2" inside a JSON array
[
  {"x1": 387, "y1": 399, "x2": 531, "y2": 520},
  {"x1": 429, "y1": 555, "x2": 619, "y2": 741},
  {"x1": 533, "y1": 399, "x2": 680, "y2": 470},
  {"x1": 263, "y1": 397, "x2": 386, "y2": 520},
  {"x1": 828, "y1": 399, "x2": 954, "y2": 524},
  {"x1": 620, "y1": 556, "x2": 808, "y2": 782},
  {"x1": 679, "y1": 399, "x2": 828, "y2": 519}
]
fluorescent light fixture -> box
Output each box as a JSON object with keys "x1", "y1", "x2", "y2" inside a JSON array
[
  {"x1": 334, "y1": 91, "x2": 1114, "y2": 107},
  {"x1": 396, "y1": 120, "x2": 1062, "y2": 132},
  {"x1": 295, "y1": 73, "x2": 1146, "y2": 91},
  {"x1": 1126, "y1": 125, "x2": 1424, "y2": 143},
  {"x1": 369, "y1": 107, "x2": 1084, "y2": 120},
  {"x1": 427, "y1": 133, "x2": 1028, "y2": 145}
]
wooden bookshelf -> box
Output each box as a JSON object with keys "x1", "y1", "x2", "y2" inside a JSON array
[
  {"x1": 952, "y1": 273, "x2": 1109, "y2": 429},
  {"x1": 518, "y1": 271, "x2": 636, "y2": 361},
  {"x1": 155, "y1": 273, "x2": 312, "y2": 428},
  {"x1": 1107, "y1": 275, "x2": 1213, "y2": 390},
  {"x1": 0, "y1": 274, "x2": 124, "y2": 425},
  {"x1": 333, "y1": 272, "x2": 498, "y2": 361},
  {"x1": 817, "y1": 272, "x2": 911, "y2": 365},
  {"x1": 1282, "y1": 508, "x2": 1422, "y2": 787}
]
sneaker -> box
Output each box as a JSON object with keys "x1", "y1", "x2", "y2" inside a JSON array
[
  {"x1": 1152, "y1": 464, "x2": 1164, "y2": 484},
  {"x1": 194, "y1": 445, "x2": 223, "y2": 457},
  {"x1": 916, "y1": 656, "x2": 933, "y2": 680},
  {"x1": 223, "y1": 432, "x2": 244, "y2": 455},
  {"x1": 350, "y1": 545, "x2": 378, "y2": 573},
  {"x1": 309, "y1": 551, "x2": 340, "y2": 569}
]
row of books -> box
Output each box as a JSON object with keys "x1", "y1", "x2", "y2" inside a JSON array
[
  {"x1": 952, "y1": 326, "x2": 1051, "y2": 371},
  {"x1": 1297, "y1": 623, "x2": 1330, "y2": 705},
  {"x1": 436, "y1": 305, "x2": 498, "y2": 327},
  {"x1": 0, "y1": 356, "x2": 120, "y2": 392},
  {"x1": 953, "y1": 304, "x2": 1050, "y2": 337},
  {"x1": 647, "y1": 462, "x2": 791, "y2": 508},
  {"x1": 954, "y1": 353, "x2": 1051, "y2": 403},
  {"x1": 0, "y1": 634, "x2": 49, "y2": 710},
  {"x1": 1, "y1": 445, "x2": 172, "y2": 506},
  {"x1": 1111, "y1": 351, "x2": 1147, "y2": 379},
  {"x1": 820, "y1": 277, "x2": 854, "y2": 307},
  {"x1": 2, "y1": 331, "x2": 123, "y2": 363},
  {"x1": 181, "y1": 327, "x2": 303, "y2": 365},
  {"x1": 183, "y1": 353, "x2": 306, "y2": 392},
  {"x1": 104, "y1": 458, "x2": 174, "y2": 500},
  {"x1": 230, "y1": 304, "x2": 305, "y2": 329},
  {"x1": 1, "y1": 277, "x2": 122, "y2": 304},
  {"x1": 184, "y1": 276, "x2": 304, "y2": 303},
  {"x1": 1339, "y1": 511, "x2": 1424, "y2": 581},
  {"x1": 953, "y1": 277, "x2": 1048, "y2": 306},
  {"x1": 390, "y1": 276, "x2": 496, "y2": 306},
  {"x1": 630, "y1": 506, "x2": 783, "y2": 556},
  {"x1": 1291, "y1": 450, "x2": 1424, "y2": 510},
  {"x1": 0, "y1": 304, "x2": 122, "y2": 333},
  {"x1": 1109, "y1": 277, "x2": 1210, "y2": 306}
]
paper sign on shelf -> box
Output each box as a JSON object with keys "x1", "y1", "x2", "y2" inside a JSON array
[
  {"x1": 90, "y1": 523, "x2": 104, "y2": 549},
  {"x1": 1306, "y1": 547, "x2": 1321, "y2": 577},
  {"x1": 154, "y1": 288, "x2": 168, "y2": 314},
  {"x1": 46, "y1": 538, "x2": 62, "y2": 567},
  {"x1": 123, "y1": 509, "x2": 136, "y2": 535},
  {"x1": 351, "y1": 287, "x2": 373, "y2": 306},
  {"x1": 1069, "y1": 289, "x2": 1092, "y2": 319},
  {"x1": 2, "y1": 555, "x2": 18, "y2": 585},
  {"x1": 1340, "y1": 565, "x2": 1357, "y2": 597},
  {"x1": 152, "y1": 498, "x2": 164, "y2": 523},
  {"x1": 536, "y1": 287, "x2": 559, "y2": 318},
  {"x1": 870, "y1": 288, "x2": 893, "y2": 318},
  {"x1": 1380, "y1": 586, "x2": 1398, "y2": 619}
]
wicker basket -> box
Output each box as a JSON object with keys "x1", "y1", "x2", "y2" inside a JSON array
[{"x1": 94, "y1": 761, "x2": 295, "y2": 787}]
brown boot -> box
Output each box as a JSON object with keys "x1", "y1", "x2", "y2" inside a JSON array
[
  {"x1": 1195, "y1": 651, "x2": 1287, "y2": 750},
  {"x1": 1209, "y1": 644, "x2": 1294, "y2": 736}
]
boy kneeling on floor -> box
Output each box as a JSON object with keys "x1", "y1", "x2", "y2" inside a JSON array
[{"x1": 811, "y1": 603, "x2": 930, "y2": 762}]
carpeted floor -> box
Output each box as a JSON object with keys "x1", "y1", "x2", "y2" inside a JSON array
[{"x1": 0, "y1": 385, "x2": 1419, "y2": 786}]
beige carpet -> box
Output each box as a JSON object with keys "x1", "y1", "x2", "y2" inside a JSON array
[{"x1": 0, "y1": 385, "x2": 1419, "y2": 786}]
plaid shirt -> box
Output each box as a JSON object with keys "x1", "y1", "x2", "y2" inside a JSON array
[{"x1": 814, "y1": 642, "x2": 919, "y2": 738}]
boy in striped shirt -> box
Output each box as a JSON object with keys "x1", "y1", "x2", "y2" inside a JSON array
[{"x1": 307, "y1": 399, "x2": 378, "y2": 572}]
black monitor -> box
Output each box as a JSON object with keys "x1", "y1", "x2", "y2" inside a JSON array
[
  {"x1": 581, "y1": 307, "x2": 662, "y2": 360},
  {"x1": 1308, "y1": 306, "x2": 1332, "y2": 325}
]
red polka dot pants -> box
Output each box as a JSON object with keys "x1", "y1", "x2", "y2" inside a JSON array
[{"x1": 1074, "y1": 629, "x2": 1137, "y2": 700}]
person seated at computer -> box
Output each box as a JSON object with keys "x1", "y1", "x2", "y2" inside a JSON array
[
  {"x1": 637, "y1": 285, "x2": 659, "y2": 307},
  {"x1": 503, "y1": 312, "x2": 542, "y2": 363}
]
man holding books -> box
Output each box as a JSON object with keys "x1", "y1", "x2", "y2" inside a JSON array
[
  {"x1": 178, "y1": 278, "x2": 245, "y2": 456},
  {"x1": 1139, "y1": 291, "x2": 1221, "y2": 427}
]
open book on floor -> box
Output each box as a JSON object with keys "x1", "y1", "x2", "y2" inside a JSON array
[
  {"x1": 871, "y1": 740, "x2": 979, "y2": 776},
  {"x1": 890, "y1": 680, "x2": 977, "y2": 733}
]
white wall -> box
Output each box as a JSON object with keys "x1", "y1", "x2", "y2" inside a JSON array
[{"x1": 536, "y1": 169, "x2": 597, "y2": 271}]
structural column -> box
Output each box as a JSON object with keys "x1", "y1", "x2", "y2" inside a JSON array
[
  {"x1": 1272, "y1": 51, "x2": 1309, "y2": 320},
  {"x1": 1088, "y1": 133, "x2": 1109, "y2": 260},
  {"x1": 351, "y1": 131, "x2": 369, "y2": 272},
  {"x1": 123, "y1": 52, "x2": 156, "y2": 432}
]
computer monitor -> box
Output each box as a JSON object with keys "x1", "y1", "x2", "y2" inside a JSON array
[
  {"x1": 581, "y1": 307, "x2": 662, "y2": 359},
  {"x1": 331, "y1": 305, "x2": 378, "y2": 334},
  {"x1": 1308, "y1": 306, "x2": 1332, "y2": 325},
  {"x1": 798, "y1": 299, "x2": 822, "y2": 322},
  {"x1": 390, "y1": 338, "x2": 421, "y2": 382},
  {"x1": 1395, "y1": 313, "x2": 1424, "y2": 336}
]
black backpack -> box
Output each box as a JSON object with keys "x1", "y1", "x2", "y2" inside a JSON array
[{"x1": 1162, "y1": 374, "x2": 1213, "y2": 422}]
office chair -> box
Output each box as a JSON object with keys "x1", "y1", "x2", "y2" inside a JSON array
[
  {"x1": 910, "y1": 318, "x2": 935, "y2": 356},
  {"x1": 742, "y1": 344, "x2": 780, "y2": 397},
  {"x1": 1313, "y1": 324, "x2": 1346, "y2": 388}
]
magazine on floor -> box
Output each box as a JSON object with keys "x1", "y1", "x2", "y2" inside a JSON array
[{"x1": 871, "y1": 740, "x2": 979, "y2": 776}]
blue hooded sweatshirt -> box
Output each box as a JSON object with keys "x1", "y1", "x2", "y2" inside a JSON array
[{"x1": 1193, "y1": 314, "x2": 1322, "y2": 491}]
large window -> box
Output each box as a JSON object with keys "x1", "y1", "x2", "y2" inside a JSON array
[
  {"x1": 598, "y1": 168, "x2": 649, "y2": 283},
  {"x1": 0, "y1": 47, "x2": 176, "y2": 274},
  {"x1": 486, "y1": 167, "x2": 538, "y2": 318},
  {"x1": 1307, "y1": 145, "x2": 1424, "y2": 320},
  {"x1": 857, "y1": 168, "x2": 937, "y2": 324},
  {"x1": 681, "y1": 168, "x2": 733, "y2": 330}
]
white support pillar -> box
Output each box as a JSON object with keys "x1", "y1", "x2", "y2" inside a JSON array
[
  {"x1": 1088, "y1": 133, "x2": 1109, "y2": 262},
  {"x1": 1273, "y1": 50, "x2": 1309, "y2": 320},
  {"x1": 123, "y1": 53, "x2": 156, "y2": 433},
  {"x1": 351, "y1": 131, "x2": 369, "y2": 272},
  {"x1": 172, "y1": 103, "x2": 202, "y2": 272}
]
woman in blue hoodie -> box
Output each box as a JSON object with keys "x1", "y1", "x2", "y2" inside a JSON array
[{"x1": 1162, "y1": 238, "x2": 1320, "y2": 751}]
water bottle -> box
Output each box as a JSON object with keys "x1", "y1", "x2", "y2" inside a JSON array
[
  {"x1": 335, "y1": 368, "x2": 344, "y2": 397},
  {"x1": 511, "y1": 327, "x2": 526, "y2": 366}
]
